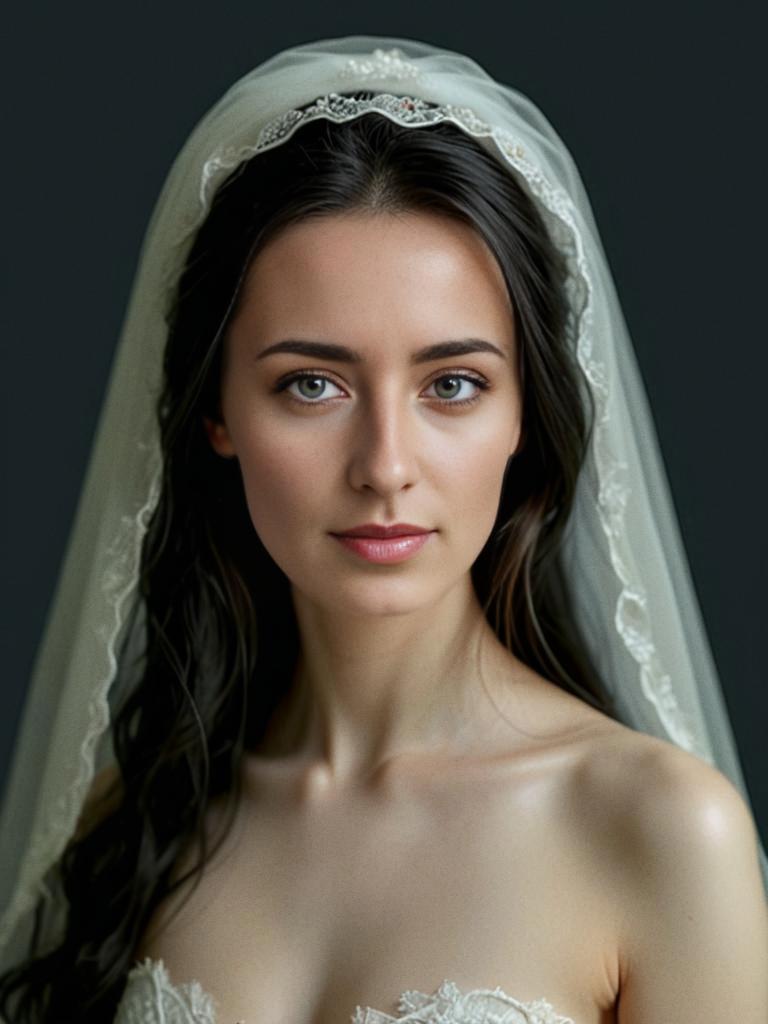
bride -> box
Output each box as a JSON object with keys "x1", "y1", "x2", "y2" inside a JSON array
[{"x1": 0, "y1": 36, "x2": 765, "y2": 1024}]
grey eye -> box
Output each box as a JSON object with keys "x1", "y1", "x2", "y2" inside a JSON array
[
  {"x1": 286, "y1": 375, "x2": 345, "y2": 401},
  {"x1": 433, "y1": 376, "x2": 463, "y2": 399},
  {"x1": 297, "y1": 376, "x2": 327, "y2": 399},
  {"x1": 426, "y1": 375, "x2": 484, "y2": 403}
]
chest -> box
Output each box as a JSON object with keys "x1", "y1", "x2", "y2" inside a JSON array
[{"x1": 134, "y1": 768, "x2": 621, "y2": 1023}]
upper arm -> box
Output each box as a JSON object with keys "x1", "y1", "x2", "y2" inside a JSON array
[{"x1": 616, "y1": 744, "x2": 768, "y2": 1022}]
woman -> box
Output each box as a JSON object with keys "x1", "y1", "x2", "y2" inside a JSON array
[{"x1": 0, "y1": 36, "x2": 765, "y2": 1024}]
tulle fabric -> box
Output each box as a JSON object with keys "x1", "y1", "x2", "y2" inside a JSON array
[{"x1": 1, "y1": 34, "x2": 765, "y2": 977}]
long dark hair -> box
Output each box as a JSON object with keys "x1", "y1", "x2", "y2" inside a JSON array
[{"x1": 0, "y1": 92, "x2": 616, "y2": 1021}]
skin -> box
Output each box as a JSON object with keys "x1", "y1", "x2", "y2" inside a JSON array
[
  {"x1": 204, "y1": 208, "x2": 529, "y2": 782},
  {"x1": 124, "y1": 211, "x2": 767, "y2": 1023}
]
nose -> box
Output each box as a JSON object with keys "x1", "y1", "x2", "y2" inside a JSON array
[{"x1": 346, "y1": 384, "x2": 420, "y2": 497}]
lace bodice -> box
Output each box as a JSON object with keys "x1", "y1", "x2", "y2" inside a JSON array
[{"x1": 113, "y1": 957, "x2": 577, "y2": 1023}]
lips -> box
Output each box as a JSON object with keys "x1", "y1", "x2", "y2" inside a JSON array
[
  {"x1": 331, "y1": 523, "x2": 432, "y2": 539},
  {"x1": 331, "y1": 529, "x2": 434, "y2": 564}
]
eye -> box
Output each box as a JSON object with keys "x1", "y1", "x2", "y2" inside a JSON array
[
  {"x1": 276, "y1": 373, "x2": 346, "y2": 404},
  {"x1": 273, "y1": 370, "x2": 490, "y2": 408},
  {"x1": 424, "y1": 373, "x2": 489, "y2": 407}
]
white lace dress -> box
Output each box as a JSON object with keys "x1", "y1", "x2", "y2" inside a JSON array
[{"x1": 113, "y1": 956, "x2": 577, "y2": 1023}]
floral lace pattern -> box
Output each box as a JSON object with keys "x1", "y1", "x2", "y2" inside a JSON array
[
  {"x1": 113, "y1": 958, "x2": 577, "y2": 1024},
  {"x1": 115, "y1": 958, "x2": 216, "y2": 1024},
  {"x1": 352, "y1": 978, "x2": 575, "y2": 1023}
]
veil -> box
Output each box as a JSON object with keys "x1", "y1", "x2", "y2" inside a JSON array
[{"x1": 1, "y1": 33, "x2": 766, "y2": 978}]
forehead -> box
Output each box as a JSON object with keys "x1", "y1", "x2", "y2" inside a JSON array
[{"x1": 232, "y1": 210, "x2": 515, "y2": 356}]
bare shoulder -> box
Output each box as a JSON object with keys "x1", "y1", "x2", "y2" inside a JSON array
[
  {"x1": 568, "y1": 712, "x2": 761, "y2": 864},
  {"x1": 567, "y1": 712, "x2": 767, "y2": 993},
  {"x1": 577, "y1": 720, "x2": 766, "y2": 952},
  {"x1": 624, "y1": 733, "x2": 765, "y2": 899},
  {"x1": 580, "y1": 720, "x2": 760, "y2": 857},
  {"x1": 562, "y1": 719, "x2": 768, "y2": 1017}
]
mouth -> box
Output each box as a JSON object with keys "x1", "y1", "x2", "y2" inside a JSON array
[
  {"x1": 331, "y1": 522, "x2": 432, "y2": 539},
  {"x1": 329, "y1": 529, "x2": 435, "y2": 564}
]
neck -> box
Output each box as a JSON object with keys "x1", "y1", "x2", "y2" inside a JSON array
[{"x1": 259, "y1": 574, "x2": 522, "y2": 790}]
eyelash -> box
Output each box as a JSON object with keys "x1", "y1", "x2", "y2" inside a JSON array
[{"x1": 273, "y1": 370, "x2": 491, "y2": 408}]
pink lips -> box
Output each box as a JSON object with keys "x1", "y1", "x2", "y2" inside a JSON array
[{"x1": 330, "y1": 523, "x2": 435, "y2": 564}]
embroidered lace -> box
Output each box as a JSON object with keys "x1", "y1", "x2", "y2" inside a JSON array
[{"x1": 113, "y1": 958, "x2": 577, "y2": 1024}]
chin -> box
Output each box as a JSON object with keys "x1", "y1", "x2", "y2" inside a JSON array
[{"x1": 292, "y1": 573, "x2": 449, "y2": 620}]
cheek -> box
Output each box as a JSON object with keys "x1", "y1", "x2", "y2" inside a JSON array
[
  {"x1": 437, "y1": 419, "x2": 513, "y2": 509},
  {"x1": 234, "y1": 433, "x2": 328, "y2": 542},
  {"x1": 455, "y1": 444, "x2": 510, "y2": 538}
]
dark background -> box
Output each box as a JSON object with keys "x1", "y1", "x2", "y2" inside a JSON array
[{"x1": 1, "y1": 3, "x2": 765, "y2": 847}]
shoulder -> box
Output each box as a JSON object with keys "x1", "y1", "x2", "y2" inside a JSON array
[
  {"x1": 570, "y1": 723, "x2": 768, "y2": 1016},
  {"x1": 572, "y1": 719, "x2": 762, "y2": 874},
  {"x1": 577, "y1": 725, "x2": 768, "y2": 1004},
  {"x1": 624, "y1": 734, "x2": 765, "y2": 904},
  {"x1": 591, "y1": 725, "x2": 759, "y2": 858},
  {"x1": 494, "y1": 674, "x2": 762, "y2": 875}
]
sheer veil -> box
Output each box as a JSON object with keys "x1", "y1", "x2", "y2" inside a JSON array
[{"x1": 1, "y1": 33, "x2": 765, "y2": 975}]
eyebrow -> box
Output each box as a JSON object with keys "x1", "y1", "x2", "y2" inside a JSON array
[{"x1": 254, "y1": 338, "x2": 508, "y2": 364}]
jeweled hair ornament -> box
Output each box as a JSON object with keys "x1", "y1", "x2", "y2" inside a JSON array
[{"x1": 1, "y1": 35, "x2": 765, "y2": 975}]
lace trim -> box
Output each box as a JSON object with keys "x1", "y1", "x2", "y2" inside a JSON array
[
  {"x1": 116, "y1": 959, "x2": 575, "y2": 1024},
  {"x1": 354, "y1": 977, "x2": 575, "y2": 1023},
  {"x1": 116, "y1": 957, "x2": 217, "y2": 1023},
  {"x1": 0, "y1": 446, "x2": 162, "y2": 955}
]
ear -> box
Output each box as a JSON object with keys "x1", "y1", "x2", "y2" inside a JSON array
[{"x1": 203, "y1": 415, "x2": 237, "y2": 458}]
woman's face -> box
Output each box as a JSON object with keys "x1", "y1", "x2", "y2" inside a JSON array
[{"x1": 205, "y1": 210, "x2": 522, "y2": 617}]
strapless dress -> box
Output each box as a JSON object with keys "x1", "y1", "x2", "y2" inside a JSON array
[{"x1": 113, "y1": 956, "x2": 577, "y2": 1023}]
